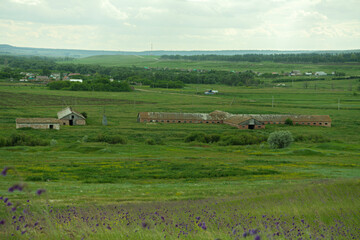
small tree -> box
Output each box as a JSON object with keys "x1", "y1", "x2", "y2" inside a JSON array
[{"x1": 268, "y1": 131, "x2": 293, "y2": 149}]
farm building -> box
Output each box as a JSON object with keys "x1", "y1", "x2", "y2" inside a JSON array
[
  {"x1": 137, "y1": 111, "x2": 331, "y2": 129},
  {"x1": 224, "y1": 116, "x2": 265, "y2": 129},
  {"x1": 16, "y1": 118, "x2": 60, "y2": 130},
  {"x1": 57, "y1": 107, "x2": 86, "y2": 126},
  {"x1": 137, "y1": 111, "x2": 230, "y2": 124}
]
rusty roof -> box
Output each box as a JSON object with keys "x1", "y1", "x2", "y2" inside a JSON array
[
  {"x1": 16, "y1": 118, "x2": 60, "y2": 124},
  {"x1": 138, "y1": 112, "x2": 331, "y2": 123},
  {"x1": 139, "y1": 112, "x2": 214, "y2": 121},
  {"x1": 224, "y1": 115, "x2": 255, "y2": 125}
]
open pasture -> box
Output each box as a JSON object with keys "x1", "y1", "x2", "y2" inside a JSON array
[{"x1": 1, "y1": 71, "x2": 360, "y2": 239}]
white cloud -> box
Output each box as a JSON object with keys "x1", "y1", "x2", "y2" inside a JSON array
[
  {"x1": 0, "y1": 0, "x2": 359, "y2": 50},
  {"x1": 100, "y1": 0, "x2": 128, "y2": 20},
  {"x1": 10, "y1": 0, "x2": 41, "y2": 5}
]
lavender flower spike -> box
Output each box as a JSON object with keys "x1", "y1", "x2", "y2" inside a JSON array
[
  {"x1": 36, "y1": 189, "x2": 46, "y2": 195},
  {"x1": 1, "y1": 167, "x2": 11, "y2": 176}
]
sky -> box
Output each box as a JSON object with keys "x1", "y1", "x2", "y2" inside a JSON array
[{"x1": 0, "y1": 0, "x2": 359, "y2": 51}]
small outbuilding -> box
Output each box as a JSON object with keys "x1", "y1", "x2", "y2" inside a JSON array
[
  {"x1": 57, "y1": 107, "x2": 86, "y2": 126},
  {"x1": 16, "y1": 118, "x2": 60, "y2": 130}
]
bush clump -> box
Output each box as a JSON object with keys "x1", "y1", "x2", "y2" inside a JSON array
[
  {"x1": 268, "y1": 131, "x2": 294, "y2": 149},
  {"x1": 285, "y1": 118, "x2": 293, "y2": 125},
  {"x1": 185, "y1": 132, "x2": 221, "y2": 144},
  {"x1": 94, "y1": 133, "x2": 126, "y2": 144},
  {"x1": 0, "y1": 133, "x2": 49, "y2": 147},
  {"x1": 145, "y1": 137, "x2": 164, "y2": 145},
  {"x1": 294, "y1": 134, "x2": 330, "y2": 143},
  {"x1": 220, "y1": 133, "x2": 267, "y2": 146}
]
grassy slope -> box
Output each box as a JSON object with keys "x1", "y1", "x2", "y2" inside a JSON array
[
  {"x1": 0, "y1": 60, "x2": 360, "y2": 238},
  {"x1": 0, "y1": 83, "x2": 359, "y2": 204}
]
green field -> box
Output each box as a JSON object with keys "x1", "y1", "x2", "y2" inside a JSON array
[{"x1": 1, "y1": 59, "x2": 360, "y2": 239}]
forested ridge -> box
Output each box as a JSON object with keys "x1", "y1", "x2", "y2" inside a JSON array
[{"x1": 161, "y1": 52, "x2": 360, "y2": 63}]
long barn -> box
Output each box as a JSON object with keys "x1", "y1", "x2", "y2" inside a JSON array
[{"x1": 137, "y1": 111, "x2": 331, "y2": 129}]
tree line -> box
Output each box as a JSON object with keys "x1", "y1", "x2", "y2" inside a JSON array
[
  {"x1": 0, "y1": 55, "x2": 262, "y2": 87},
  {"x1": 160, "y1": 52, "x2": 360, "y2": 63}
]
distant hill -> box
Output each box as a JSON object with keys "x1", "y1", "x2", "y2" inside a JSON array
[{"x1": 0, "y1": 44, "x2": 359, "y2": 58}]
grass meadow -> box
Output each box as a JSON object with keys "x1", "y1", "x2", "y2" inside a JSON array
[{"x1": 1, "y1": 58, "x2": 360, "y2": 239}]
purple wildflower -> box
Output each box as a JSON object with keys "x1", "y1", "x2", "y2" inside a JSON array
[
  {"x1": 0, "y1": 220, "x2": 5, "y2": 225},
  {"x1": 11, "y1": 207, "x2": 17, "y2": 212},
  {"x1": 7, "y1": 202, "x2": 13, "y2": 206},
  {"x1": 4, "y1": 198, "x2": 8, "y2": 203},
  {"x1": 254, "y1": 235, "x2": 261, "y2": 240},
  {"x1": 36, "y1": 189, "x2": 46, "y2": 195},
  {"x1": 198, "y1": 222, "x2": 207, "y2": 230},
  {"x1": 107, "y1": 225, "x2": 111, "y2": 230},
  {"x1": 142, "y1": 222, "x2": 149, "y2": 228},
  {"x1": 8, "y1": 184, "x2": 24, "y2": 192},
  {"x1": 161, "y1": 216, "x2": 165, "y2": 221},
  {"x1": 1, "y1": 167, "x2": 10, "y2": 176}
]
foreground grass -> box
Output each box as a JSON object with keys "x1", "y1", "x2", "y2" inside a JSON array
[{"x1": 1, "y1": 179, "x2": 359, "y2": 239}]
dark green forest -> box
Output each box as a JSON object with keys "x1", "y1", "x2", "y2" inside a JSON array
[{"x1": 161, "y1": 52, "x2": 360, "y2": 63}]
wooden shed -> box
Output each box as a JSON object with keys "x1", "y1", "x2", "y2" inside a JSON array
[
  {"x1": 16, "y1": 118, "x2": 60, "y2": 130},
  {"x1": 57, "y1": 107, "x2": 86, "y2": 126}
]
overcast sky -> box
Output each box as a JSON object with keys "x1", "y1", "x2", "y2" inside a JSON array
[{"x1": 0, "y1": 0, "x2": 359, "y2": 51}]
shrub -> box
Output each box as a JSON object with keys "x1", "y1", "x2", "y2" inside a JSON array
[
  {"x1": 145, "y1": 137, "x2": 164, "y2": 145},
  {"x1": 5, "y1": 133, "x2": 48, "y2": 147},
  {"x1": 105, "y1": 136, "x2": 126, "y2": 144},
  {"x1": 0, "y1": 137, "x2": 9, "y2": 147},
  {"x1": 285, "y1": 118, "x2": 293, "y2": 126},
  {"x1": 145, "y1": 139, "x2": 156, "y2": 145},
  {"x1": 94, "y1": 133, "x2": 126, "y2": 144},
  {"x1": 185, "y1": 132, "x2": 221, "y2": 143},
  {"x1": 268, "y1": 131, "x2": 294, "y2": 149},
  {"x1": 220, "y1": 133, "x2": 267, "y2": 146},
  {"x1": 81, "y1": 112, "x2": 88, "y2": 119},
  {"x1": 294, "y1": 134, "x2": 330, "y2": 143},
  {"x1": 50, "y1": 139, "x2": 58, "y2": 146},
  {"x1": 82, "y1": 135, "x2": 89, "y2": 143}
]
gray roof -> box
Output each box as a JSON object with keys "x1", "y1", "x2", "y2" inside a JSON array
[
  {"x1": 16, "y1": 118, "x2": 60, "y2": 124},
  {"x1": 57, "y1": 107, "x2": 85, "y2": 120}
]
